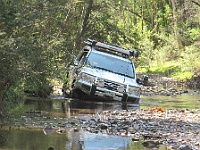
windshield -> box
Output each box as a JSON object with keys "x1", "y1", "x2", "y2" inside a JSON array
[{"x1": 85, "y1": 50, "x2": 135, "y2": 78}]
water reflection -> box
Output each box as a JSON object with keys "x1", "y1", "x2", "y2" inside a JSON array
[
  {"x1": 0, "y1": 127, "x2": 131, "y2": 150},
  {"x1": 1, "y1": 93, "x2": 200, "y2": 150},
  {"x1": 0, "y1": 98, "x2": 140, "y2": 150},
  {"x1": 0, "y1": 128, "x2": 67, "y2": 150},
  {"x1": 23, "y1": 93, "x2": 200, "y2": 119},
  {"x1": 24, "y1": 98, "x2": 140, "y2": 118},
  {"x1": 140, "y1": 93, "x2": 200, "y2": 109},
  {"x1": 79, "y1": 132, "x2": 130, "y2": 150}
]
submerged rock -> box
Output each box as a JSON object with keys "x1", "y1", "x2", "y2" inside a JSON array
[
  {"x1": 142, "y1": 140, "x2": 160, "y2": 148},
  {"x1": 43, "y1": 126, "x2": 54, "y2": 135},
  {"x1": 179, "y1": 145, "x2": 193, "y2": 150}
]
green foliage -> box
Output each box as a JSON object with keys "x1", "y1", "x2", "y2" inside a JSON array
[
  {"x1": 138, "y1": 61, "x2": 182, "y2": 75},
  {"x1": 0, "y1": 0, "x2": 200, "y2": 107},
  {"x1": 24, "y1": 75, "x2": 52, "y2": 98},
  {"x1": 172, "y1": 71, "x2": 194, "y2": 80},
  {"x1": 181, "y1": 41, "x2": 200, "y2": 71}
]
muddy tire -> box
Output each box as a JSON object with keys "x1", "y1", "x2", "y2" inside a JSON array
[
  {"x1": 70, "y1": 89, "x2": 78, "y2": 98},
  {"x1": 70, "y1": 89, "x2": 87, "y2": 100}
]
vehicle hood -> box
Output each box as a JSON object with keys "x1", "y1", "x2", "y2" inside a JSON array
[{"x1": 80, "y1": 67, "x2": 139, "y2": 87}]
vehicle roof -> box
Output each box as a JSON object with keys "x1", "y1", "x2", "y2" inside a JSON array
[
  {"x1": 84, "y1": 39, "x2": 139, "y2": 57},
  {"x1": 90, "y1": 48, "x2": 133, "y2": 63}
]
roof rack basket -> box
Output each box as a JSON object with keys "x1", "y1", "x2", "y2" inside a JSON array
[{"x1": 84, "y1": 39, "x2": 139, "y2": 57}]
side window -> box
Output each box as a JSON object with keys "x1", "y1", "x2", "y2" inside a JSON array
[{"x1": 79, "y1": 52, "x2": 88, "y2": 65}]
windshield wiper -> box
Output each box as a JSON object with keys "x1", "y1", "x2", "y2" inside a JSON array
[
  {"x1": 92, "y1": 66, "x2": 114, "y2": 73},
  {"x1": 117, "y1": 72, "x2": 133, "y2": 78}
]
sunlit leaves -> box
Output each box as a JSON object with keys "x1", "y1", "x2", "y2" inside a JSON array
[{"x1": 0, "y1": 0, "x2": 200, "y2": 103}]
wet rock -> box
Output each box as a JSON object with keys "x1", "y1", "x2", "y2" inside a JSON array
[
  {"x1": 142, "y1": 140, "x2": 160, "y2": 148},
  {"x1": 89, "y1": 118, "x2": 96, "y2": 123},
  {"x1": 69, "y1": 121, "x2": 76, "y2": 125},
  {"x1": 99, "y1": 123, "x2": 109, "y2": 130},
  {"x1": 179, "y1": 145, "x2": 193, "y2": 150},
  {"x1": 43, "y1": 126, "x2": 54, "y2": 135},
  {"x1": 74, "y1": 128, "x2": 79, "y2": 132},
  {"x1": 132, "y1": 138, "x2": 140, "y2": 142},
  {"x1": 56, "y1": 128, "x2": 67, "y2": 134},
  {"x1": 47, "y1": 146, "x2": 54, "y2": 150}
]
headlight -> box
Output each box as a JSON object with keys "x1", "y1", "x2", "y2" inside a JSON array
[
  {"x1": 128, "y1": 85, "x2": 140, "y2": 95},
  {"x1": 80, "y1": 73, "x2": 95, "y2": 83},
  {"x1": 117, "y1": 85, "x2": 125, "y2": 93},
  {"x1": 96, "y1": 78, "x2": 104, "y2": 87}
]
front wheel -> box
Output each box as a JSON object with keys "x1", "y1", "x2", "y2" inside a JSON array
[{"x1": 70, "y1": 89, "x2": 87, "y2": 100}]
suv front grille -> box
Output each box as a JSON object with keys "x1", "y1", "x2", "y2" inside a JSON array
[{"x1": 103, "y1": 79, "x2": 126, "y2": 93}]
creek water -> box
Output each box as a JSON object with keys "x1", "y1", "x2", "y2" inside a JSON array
[{"x1": 0, "y1": 92, "x2": 200, "y2": 150}]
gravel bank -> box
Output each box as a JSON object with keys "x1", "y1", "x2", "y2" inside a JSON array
[{"x1": 80, "y1": 108, "x2": 200, "y2": 150}]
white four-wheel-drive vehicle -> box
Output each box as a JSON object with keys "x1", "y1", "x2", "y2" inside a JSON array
[{"x1": 65, "y1": 39, "x2": 147, "y2": 103}]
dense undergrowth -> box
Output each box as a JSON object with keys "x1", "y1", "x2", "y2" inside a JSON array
[
  {"x1": 0, "y1": 0, "x2": 199, "y2": 108},
  {"x1": 137, "y1": 40, "x2": 200, "y2": 80}
]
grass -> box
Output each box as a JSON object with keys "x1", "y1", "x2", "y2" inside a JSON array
[
  {"x1": 137, "y1": 60, "x2": 194, "y2": 80},
  {"x1": 171, "y1": 71, "x2": 194, "y2": 80}
]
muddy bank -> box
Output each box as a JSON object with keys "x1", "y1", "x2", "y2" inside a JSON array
[
  {"x1": 138, "y1": 74, "x2": 200, "y2": 96},
  {"x1": 186, "y1": 72, "x2": 200, "y2": 89}
]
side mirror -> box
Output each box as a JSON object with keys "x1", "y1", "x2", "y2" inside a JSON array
[
  {"x1": 143, "y1": 75, "x2": 148, "y2": 86},
  {"x1": 73, "y1": 59, "x2": 78, "y2": 66},
  {"x1": 136, "y1": 75, "x2": 148, "y2": 86}
]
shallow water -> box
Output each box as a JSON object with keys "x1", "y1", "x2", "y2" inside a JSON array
[
  {"x1": 0, "y1": 92, "x2": 200, "y2": 150},
  {"x1": 0, "y1": 128, "x2": 131, "y2": 150},
  {"x1": 141, "y1": 92, "x2": 200, "y2": 109}
]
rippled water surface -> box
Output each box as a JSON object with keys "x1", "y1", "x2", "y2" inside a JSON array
[
  {"x1": 141, "y1": 92, "x2": 200, "y2": 109},
  {"x1": 0, "y1": 92, "x2": 200, "y2": 150}
]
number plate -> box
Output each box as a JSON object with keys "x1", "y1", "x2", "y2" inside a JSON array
[{"x1": 105, "y1": 91, "x2": 114, "y2": 97}]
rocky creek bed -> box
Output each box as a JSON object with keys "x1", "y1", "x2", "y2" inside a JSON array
[
  {"x1": 79, "y1": 108, "x2": 200, "y2": 150},
  {"x1": 1, "y1": 74, "x2": 200, "y2": 150},
  {"x1": 138, "y1": 73, "x2": 200, "y2": 97},
  {"x1": 5, "y1": 107, "x2": 199, "y2": 150}
]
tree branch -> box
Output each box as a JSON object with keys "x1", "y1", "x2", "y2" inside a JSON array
[
  {"x1": 191, "y1": 0, "x2": 200, "y2": 7},
  {"x1": 124, "y1": 7, "x2": 151, "y2": 24}
]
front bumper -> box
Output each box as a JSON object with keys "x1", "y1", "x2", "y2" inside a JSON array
[{"x1": 75, "y1": 81, "x2": 140, "y2": 102}]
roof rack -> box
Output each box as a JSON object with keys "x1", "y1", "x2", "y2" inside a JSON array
[{"x1": 84, "y1": 39, "x2": 139, "y2": 57}]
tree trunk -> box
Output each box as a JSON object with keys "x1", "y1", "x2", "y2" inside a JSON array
[
  {"x1": 75, "y1": 0, "x2": 93, "y2": 51},
  {"x1": 171, "y1": 0, "x2": 183, "y2": 49},
  {"x1": 0, "y1": 79, "x2": 10, "y2": 102}
]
